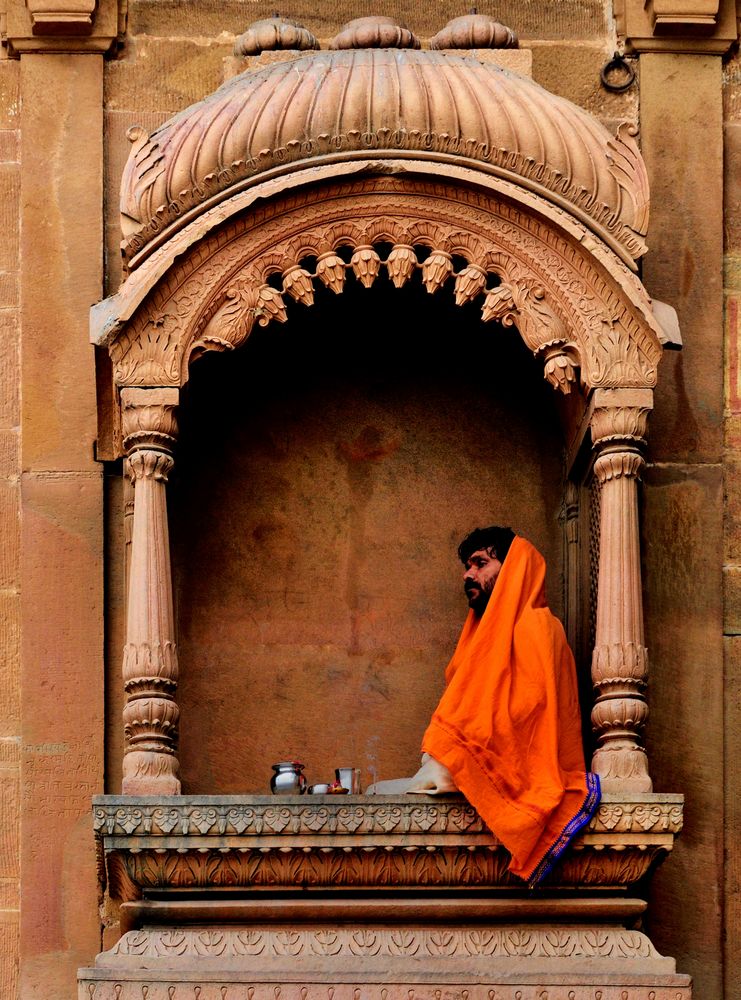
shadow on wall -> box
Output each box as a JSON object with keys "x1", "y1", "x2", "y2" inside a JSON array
[{"x1": 169, "y1": 264, "x2": 566, "y2": 793}]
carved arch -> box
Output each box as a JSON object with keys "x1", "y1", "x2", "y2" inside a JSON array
[{"x1": 105, "y1": 176, "x2": 663, "y2": 406}]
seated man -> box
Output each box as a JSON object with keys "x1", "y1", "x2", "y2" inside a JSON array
[{"x1": 382, "y1": 526, "x2": 600, "y2": 887}]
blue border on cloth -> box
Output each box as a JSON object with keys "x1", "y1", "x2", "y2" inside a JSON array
[{"x1": 527, "y1": 772, "x2": 602, "y2": 888}]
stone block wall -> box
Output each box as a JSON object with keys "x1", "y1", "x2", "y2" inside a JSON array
[
  {"x1": 723, "y1": 45, "x2": 741, "y2": 1000},
  {"x1": 0, "y1": 50, "x2": 20, "y2": 1000},
  {"x1": 0, "y1": 0, "x2": 735, "y2": 998}
]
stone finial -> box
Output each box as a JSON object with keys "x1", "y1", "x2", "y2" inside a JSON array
[
  {"x1": 234, "y1": 16, "x2": 319, "y2": 56},
  {"x1": 330, "y1": 16, "x2": 420, "y2": 50},
  {"x1": 430, "y1": 14, "x2": 518, "y2": 50}
]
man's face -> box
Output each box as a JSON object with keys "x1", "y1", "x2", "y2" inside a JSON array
[{"x1": 463, "y1": 547, "x2": 503, "y2": 615}]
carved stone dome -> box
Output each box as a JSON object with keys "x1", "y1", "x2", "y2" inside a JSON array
[{"x1": 120, "y1": 48, "x2": 649, "y2": 267}]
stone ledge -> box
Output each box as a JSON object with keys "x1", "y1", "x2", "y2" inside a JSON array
[{"x1": 94, "y1": 794, "x2": 683, "y2": 898}]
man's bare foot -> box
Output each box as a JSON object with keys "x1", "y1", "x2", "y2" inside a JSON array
[{"x1": 406, "y1": 753, "x2": 459, "y2": 795}]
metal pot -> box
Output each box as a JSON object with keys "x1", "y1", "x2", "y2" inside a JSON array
[{"x1": 270, "y1": 761, "x2": 308, "y2": 795}]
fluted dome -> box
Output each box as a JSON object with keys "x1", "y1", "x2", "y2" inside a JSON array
[{"x1": 121, "y1": 48, "x2": 649, "y2": 267}]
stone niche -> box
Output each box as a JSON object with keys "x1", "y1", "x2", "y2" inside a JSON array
[
  {"x1": 85, "y1": 29, "x2": 691, "y2": 1000},
  {"x1": 168, "y1": 276, "x2": 565, "y2": 796}
]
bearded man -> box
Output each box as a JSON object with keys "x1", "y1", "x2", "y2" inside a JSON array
[{"x1": 405, "y1": 526, "x2": 600, "y2": 886}]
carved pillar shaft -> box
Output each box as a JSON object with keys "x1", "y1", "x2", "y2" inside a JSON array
[
  {"x1": 120, "y1": 387, "x2": 181, "y2": 795},
  {"x1": 589, "y1": 389, "x2": 653, "y2": 793}
]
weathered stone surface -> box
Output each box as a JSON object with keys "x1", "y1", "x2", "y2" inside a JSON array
[
  {"x1": 642, "y1": 461, "x2": 723, "y2": 999},
  {"x1": 530, "y1": 41, "x2": 639, "y2": 126},
  {"x1": 724, "y1": 634, "x2": 741, "y2": 1000},
  {"x1": 125, "y1": 0, "x2": 611, "y2": 43},
  {"x1": 20, "y1": 474, "x2": 104, "y2": 1000},
  {"x1": 0, "y1": 481, "x2": 20, "y2": 591},
  {"x1": 724, "y1": 123, "x2": 741, "y2": 250},
  {"x1": 0, "y1": 908, "x2": 19, "y2": 999},
  {"x1": 20, "y1": 54, "x2": 103, "y2": 470},
  {"x1": 641, "y1": 54, "x2": 724, "y2": 464},
  {"x1": 0, "y1": 593, "x2": 20, "y2": 731},
  {"x1": 0, "y1": 164, "x2": 20, "y2": 274},
  {"x1": 105, "y1": 37, "x2": 230, "y2": 113},
  {"x1": 19, "y1": 53, "x2": 105, "y2": 1000},
  {"x1": 0, "y1": 311, "x2": 19, "y2": 429},
  {"x1": 0, "y1": 63, "x2": 20, "y2": 130}
]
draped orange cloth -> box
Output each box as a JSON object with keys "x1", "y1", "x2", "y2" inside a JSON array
[{"x1": 422, "y1": 535, "x2": 600, "y2": 885}]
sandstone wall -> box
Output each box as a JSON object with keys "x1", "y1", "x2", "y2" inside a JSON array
[
  {"x1": 722, "y1": 45, "x2": 741, "y2": 1000},
  {"x1": 0, "y1": 1, "x2": 733, "y2": 998},
  {"x1": 0, "y1": 50, "x2": 20, "y2": 1000}
]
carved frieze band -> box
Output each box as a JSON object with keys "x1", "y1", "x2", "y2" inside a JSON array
[
  {"x1": 92, "y1": 798, "x2": 683, "y2": 838},
  {"x1": 108, "y1": 924, "x2": 664, "y2": 962},
  {"x1": 110, "y1": 181, "x2": 662, "y2": 393},
  {"x1": 78, "y1": 982, "x2": 692, "y2": 1000},
  {"x1": 105, "y1": 844, "x2": 665, "y2": 899}
]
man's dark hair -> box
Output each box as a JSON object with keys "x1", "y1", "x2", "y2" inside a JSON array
[{"x1": 458, "y1": 526, "x2": 516, "y2": 565}]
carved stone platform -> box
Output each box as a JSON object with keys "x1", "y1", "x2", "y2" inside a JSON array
[{"x1": 79, "y1": 794, "x2": 691, "y2": 999}]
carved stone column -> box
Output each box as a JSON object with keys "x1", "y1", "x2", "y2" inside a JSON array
[
  {"x1": 120, "y1": 387, "x2": 181, "y2": 795},
  {"x1": 589, "y1": 388, "x2": 653, "y2": 793}
]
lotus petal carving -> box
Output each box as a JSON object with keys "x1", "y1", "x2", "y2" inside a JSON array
[
  {"x1": 234, "y1": 17, "x2": 319, "y2": 56},
  {"x1": 430, "y1": 14, "x2": 518, "y2": 50},
  {"x1": 330, "y1": 16, "x2": 420, "y2": 51}
]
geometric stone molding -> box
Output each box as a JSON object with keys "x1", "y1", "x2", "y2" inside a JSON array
[
  {"x1": 614, "y1": 0, "x2": 739, "y2": 53},
  {"x1": 92, "y1": 795, "x2": 684, "y2": 839},
  {"x1": 3, "y1": 0, "x2": 120, "y2": 54},
  {"x1": 95, "y1": 179, "x2": 665, "y2": 402},
  {"x1": 117, "y1": 49, "x2": 649, "y2": 269},
  {"x1": 100, "y1": 924, "x2": 674, "y2": 968},
  {"x1": 93, "y1": 793, "x2": 684, "y2": 900},
  {"x1": 78, "y1": 981, "x2": 693, "y2": 999}
]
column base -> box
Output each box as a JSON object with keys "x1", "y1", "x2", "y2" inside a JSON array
[
  {"x1": 121, "y1": 750, "x2": 181, "y2": 795},
  {"x1": 591, "y1": 745, "x2": 653, "y2": 793}
]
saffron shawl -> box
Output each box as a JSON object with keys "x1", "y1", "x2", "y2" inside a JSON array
[{"x1": 422, "y1": 536, "x2": 600, "y2": 885}]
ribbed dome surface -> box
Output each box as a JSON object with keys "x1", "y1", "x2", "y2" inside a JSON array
[{"x1": 121, "y1": 49, "x2": 648, "y2": 265}]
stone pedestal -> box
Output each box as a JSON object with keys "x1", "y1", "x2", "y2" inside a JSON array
[{"x1": 79, "y1": 795, "x2": 691, "y2": 999}]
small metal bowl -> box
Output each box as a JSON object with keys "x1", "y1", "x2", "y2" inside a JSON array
[{"x1": 308, "y1": 783, "x2": 330, "y2": 794}]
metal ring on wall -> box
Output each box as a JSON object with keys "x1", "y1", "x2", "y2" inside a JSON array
[{"x1": 600, "y1": 53, "x2": 636, "y2": 93}]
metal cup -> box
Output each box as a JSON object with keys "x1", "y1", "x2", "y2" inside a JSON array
[{"x1": 335, "y1": 767, "x2": 362, "y2": 794}]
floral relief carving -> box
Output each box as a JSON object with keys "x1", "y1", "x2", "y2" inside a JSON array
[
  {"x1": 104, "y1": 842, "x2": 670, "y2": 901},
  {"x1": 92, "y1": 797, "x2": 682, "y2": 838},
  {"x1": 110, "y1": 180, "x2": 662, "y2": 397},
  {"x1": 109, "y1": 925, "x2": 666, "y2": 962}
]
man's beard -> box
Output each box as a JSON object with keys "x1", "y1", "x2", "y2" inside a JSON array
[{"x1": 465, "y1": 584, "x2": 491, "y2": 616}]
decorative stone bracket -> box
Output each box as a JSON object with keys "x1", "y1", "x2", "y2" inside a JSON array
[
  {"x1": 3, "y1": 0, "x2": 120, "y2": 53},
  {"x1": 614, "y1": 0, "x2": 738, "y2": 52}
]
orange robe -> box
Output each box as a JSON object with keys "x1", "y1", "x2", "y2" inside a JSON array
[{"x1": 422, "y1": 535, "x2": 600, "y2": 885}]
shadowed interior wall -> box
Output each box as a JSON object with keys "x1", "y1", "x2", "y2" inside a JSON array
[{"x1": 163, "y1": 274, "x2": 565, "y2": 794}]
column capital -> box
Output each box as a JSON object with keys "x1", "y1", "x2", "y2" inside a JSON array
[
  {"x1": 590, "y1": 387, "x2": 653, "y2": 450},
  {"x1": 121, "y1": 387, "x2": 179, "y2": 455}
]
